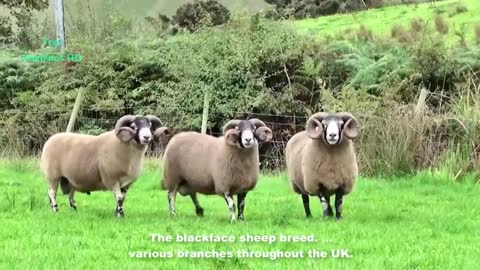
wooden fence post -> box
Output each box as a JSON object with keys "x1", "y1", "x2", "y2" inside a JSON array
[{"x1": 201, "y1": 91, "x2": 210, "y2": 134}]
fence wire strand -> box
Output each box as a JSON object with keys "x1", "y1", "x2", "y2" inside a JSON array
[{"x1": 0, "y1": 109, "x2": 310, "y2": 171}]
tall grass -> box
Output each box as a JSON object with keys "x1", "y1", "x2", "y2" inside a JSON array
[{"x1": 357, "y1": 73, "x2": 480, "y2": 178}]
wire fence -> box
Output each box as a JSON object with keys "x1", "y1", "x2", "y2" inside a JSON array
[
  {"x1": 1, "y1": 105, "x2": 475, "y2": 175},
  {"x1": 0, "y1": 108, "x2": 312, "y2": 171}
]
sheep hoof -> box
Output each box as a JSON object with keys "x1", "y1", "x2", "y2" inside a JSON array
[
  {"x1": 70, "y1": 205, "x2": 77, "y2": 211},
  {"x1": 323, "y1": 210, "x2": 334, "y2": 218},
  {"x1": 230, "y1": 217, "x2": 236, "y2": 223},
  {"x1": 238, "y1": 215, "x2": 245, "y2": 221},
  {"x1": 115, "y1": 208, "x2": 125, "y2": 218},
  {"x1": 51, "y1": 204, "x2": 59, "y2": 212},
  {"x1": 335, "y1": 216, "x2": 342, "y2": 221},
  {"x1": 195, "y1": 207, "x2": 204, "y2": 217}
]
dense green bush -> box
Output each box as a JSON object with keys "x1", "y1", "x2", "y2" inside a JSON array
[{"x1": 147, "y1": 0, "x2": 231, "y2": 34}]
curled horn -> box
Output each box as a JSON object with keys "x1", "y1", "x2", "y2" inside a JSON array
[
  {"x1": 306, "y1": 112, "x2": 329, "y2": 139},
  {"x1": 338, "y1": 112, "x2": 360, "y2": 139},
  {"x1": 249, "y1": 118, "x2": 273, "y2": 142},
  {"x1": 146, "y1": 115, "x2": 162, "y2": 131},
  {"x1": 222, "y1": 119, "x2": 241, "y2": 134},
  {"x1": 115, "y1": 115, "x2": 136, "y2": 142},
  {"x1": 223, "y1": 120, "x2": 240, "y2": 146}
]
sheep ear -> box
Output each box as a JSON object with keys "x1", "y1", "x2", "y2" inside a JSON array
[
  {"x1": 224, "y1": 129, "x2": 239, "y2": 146},
  {"x1": 116, "y1": 127, "x2": 135, "y2": 142},
  {"x1": 154, "y1": 127, "x2": 172, "y2": 146}
]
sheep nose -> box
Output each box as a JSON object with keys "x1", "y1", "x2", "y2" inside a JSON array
[
  {"x1": 143, "y1": 135, "x2": 151, "y2": 140},
  {"x1": 245, "y1": 138, "x2": 252, "y2": 143},
  {"x1": 328, "y1": 133, "x2": 336, "y2": 138}
]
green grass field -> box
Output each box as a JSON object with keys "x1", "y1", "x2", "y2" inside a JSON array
[
  {"x1": 1, "y1": 159, "x2": 479, "y2": 269},
  {"x1": 294, "y1": 0, "x2": 480, "y2": 44}
]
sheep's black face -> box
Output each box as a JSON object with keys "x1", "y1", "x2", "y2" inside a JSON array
[
  {"x1": 321, "y1": 116, "x2": 345, "y2": 145},
  {"x1": 130, "y1": 116, "x2": 153, "y2": 145},
  {"x1": 237, "y1": 120, "x2": 257, "y2": 149}
]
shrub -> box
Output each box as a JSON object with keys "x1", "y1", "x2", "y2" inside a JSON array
[
  {"x1": 265, "y1": 0, "x2": 390, "y2": 20},
  {"x1": 173, "y1": 0, "x2": 230, "y2": 32},
  {"x1": 410, "y1": 17, "x2": 423, "y2": 34},
  {"x1": 318, "y1": 0, "x2": 340, "y2": 16},
  {"x1": 356, "y1": 25, "x2": 373, "y2": 41},
  {"x1": 453, "y1": 3, "x2": 468, "y2": 16},
  {"x1": 391, "y1": 24, "x2": 413, "y2": 43},
  {"x1": 434, "y1": 15, "x2": 448, "y2": 35},
  {"x1": 0, "y1": 16, "x2": 14, "y2": 44},
  {"x1": 475, "y1": 24, "x2": 480, "y2": 45}
]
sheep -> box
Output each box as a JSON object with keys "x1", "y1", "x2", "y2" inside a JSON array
[
  {"x1": 161, "y1": 118, "x2": 273, "y2": 222},
  {"x1": 40, "y1": 115, "x2": 170, "y2": 217},
  {"x1": 285, "y1": 112, "x2": 360, "y2": 220}
]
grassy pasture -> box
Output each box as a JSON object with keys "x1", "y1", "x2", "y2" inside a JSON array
[
  {"x1": 294, "y1": 0, "x2": 480, "y2": 45},
  {"x1": 0, "y1": 158, "x2": 479, "y2": 269}
]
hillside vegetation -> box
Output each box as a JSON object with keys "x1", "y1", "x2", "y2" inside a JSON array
[
  {"x1": 0, "y1": 0, "x2": 480, "y2": 180},
  {"x1": 295, "y1": 0, "x2": 480, "y2": 45}
]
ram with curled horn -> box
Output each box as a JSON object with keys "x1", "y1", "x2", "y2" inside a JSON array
[
  {"x1": 40, "y1": 114, "x2": 171, "y2": 217},
  {"x1": 285, "y1": 112, "x2": 361, "y2": 220},
  {"x1": 161, "y1": 118, "x2": 273, "y2": 222}
]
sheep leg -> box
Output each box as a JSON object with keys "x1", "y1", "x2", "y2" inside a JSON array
[
  {"x1": 319, "y1": 195, "x2": 333, "y2": 217},
  {"x1": 224, "y1": 193, "x2": 236, "y2": 223},
  {"x1": 237, "y1": 192, "x2": 247, "y2": 221},
  {"x1": 301, "y1": 194, "x2": 312, "y2": 218},
  {"x1": 190, "y1": 193, "x2": 204, "y2": 217},
  {"x1": 168, "y1": 188, "x2": 178, "y2": 217},
  {"x1": 68, "y1": 189, "x2": 77, "y2": 211},
  {"x1": 121, "y1": 187, "x2": 128, "y2": 203},
  {"x1": 334, "y1": 189, "x2": 344, "y2": 220},
  {"x1": 112, "y1": 184, "x2": 126, "y2": 218},
  {"x1": 47, "y1": 178, "x2": 60, "y2": 212}
]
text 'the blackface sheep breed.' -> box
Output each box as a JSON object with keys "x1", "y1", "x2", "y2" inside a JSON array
[
  {"x1": 285, "y1": 112, "x2": 360, "y2": 220},
  {"x1": 41, "y1": 115, "x2": 170, "y2": 217},
  {"x1": 161, "y1": 119, "x2": 273, "y2": 222}
]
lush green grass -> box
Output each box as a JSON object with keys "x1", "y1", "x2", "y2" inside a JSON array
[
  {"x1": 294, "y1": 0, "x2": 480, "y2": 45},
  {"x1": 0, "y1": 158, "x2": 479, "y2": 269}
]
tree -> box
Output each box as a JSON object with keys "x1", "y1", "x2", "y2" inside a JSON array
[
  {"x1": 0, "y1": 0, "x2": 48, "y2": 9},
  {"x1": 0, "y1": 0, "x2": 49, "y2": 48}
]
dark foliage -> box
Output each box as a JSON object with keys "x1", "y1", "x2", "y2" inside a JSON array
[
  {"x1": 0, "y1": 0, "x2": 49, "y2": 49},
  {"x1": 146, "y1": 0, "x2": 230, "y2": 34},
  {"x1": 264, "y1": 0, "x2": 434, "y2": 20}
]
